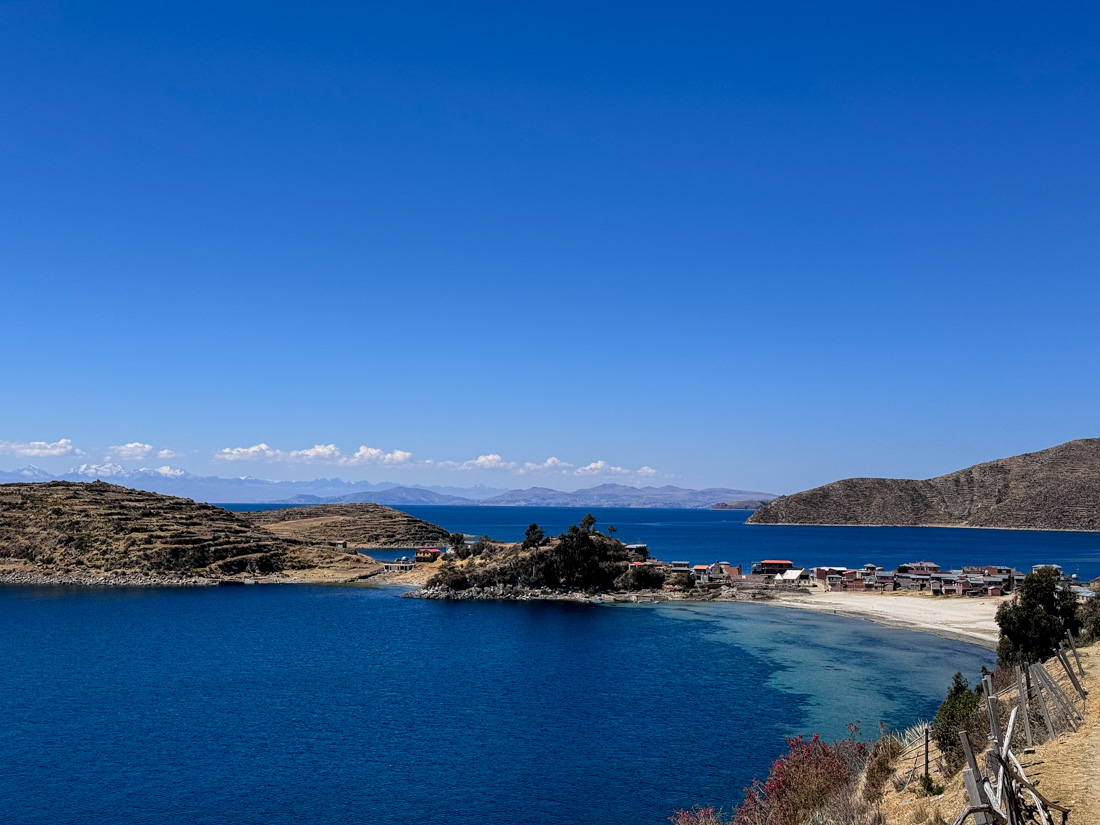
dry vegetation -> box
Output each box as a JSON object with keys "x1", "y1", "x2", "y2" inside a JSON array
[
  {"x1": 241, "y1": 502, "x2": 451, "y2": 548},
  {"x1": 0, "y1": 482, "x2": 430, "y2": 583},
  {"x1": 750, "y1": 437, "x2": 1100, "y2": 530}
]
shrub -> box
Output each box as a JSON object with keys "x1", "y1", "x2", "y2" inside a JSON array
[
  {"x1": 615, "y1": 565, "x2": 667, "y2": 591},
  {"x1": 670, "y1": 806, "x2": 730, "y2": 825},
  {"x1": 863, "y1": 732, "x2": 903, "y2": 803},
  {"x1": 668, "y1": 572, "x2": 696, "y2": 591},
  {"x1": 930, "y1": 673, "x2": 986, "y2": 775},
  {"x1": 1078, "y1": 595, "x2": 1100, "y2": 644},
  {"x1": 734, "y1": 735, "x2": 853, "y2": 825},
  {"x1": 427, "y1": 565, "x2": 470, "y2": 591},
  {"x1": 918, "y1": 772, "x2": 945, "y2": 796}
]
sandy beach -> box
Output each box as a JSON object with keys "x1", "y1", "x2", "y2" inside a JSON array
[{"x1": 769, "y1": 589, "x2": 1006, "y2": 649}]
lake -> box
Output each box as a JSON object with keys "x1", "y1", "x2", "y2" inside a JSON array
[{"x1": 1, "y1": 584, "x2": 992, "y2": 825}]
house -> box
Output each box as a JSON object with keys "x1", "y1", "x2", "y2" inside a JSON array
[
  {"x1": 904, "y1": 561, "x2": 941, "y2": 575},
  {"x1": 776, "y1": 568, "x2": 808, "y2": 585},
  {"x1": 624, "y1": 544, "x2": 650, "y2": 560},
  {"x1": 751, "y1": 559, "x2": 794, "y2": 576},
  {"x1": 383, "y1": 557, "x2": 415, "y2": 572},
  {"x1": 693, "y1": 564, "x2": 710, "y2": 582},
  {"x1": 415, "y1": 548, "x2": 441, "y2": 564},
  {"x1": 332, "y1": 541, "x2": 348, "y2": 550}
]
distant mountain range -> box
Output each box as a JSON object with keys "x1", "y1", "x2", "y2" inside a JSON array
[
  {"x1": 748, "y1": 437, "x2": 1100, "y2": 531},
  {"x1": 0, "y1": 464, "x2": 774, "y2": 509}
]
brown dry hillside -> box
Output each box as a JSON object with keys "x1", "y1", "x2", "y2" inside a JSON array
[
  {"x1": 241, "y1": 502, "x2": 451, "y2": 548},
  {"x1": 0, "y1": 481, "x2": 392, "y2": 581},
  {"x1": 749, "y1": 438, "x2": 1100, "y2": 530}
]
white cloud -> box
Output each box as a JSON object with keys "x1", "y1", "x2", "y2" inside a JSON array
[
  {"x1": 108, "y1": 442, "x2": 153, "y2": 460},
  {"x1": 157, "y1": 448, "x2": 180, "y2": 459},
  {"x1": 287, "y1": 444, "x2": 342, "y2": 463},
  {"x1": 574, "y1": 460, "x2": 658, "y2": 478},
  {"x1": 342, "y1": 446, "x2": 414, "y2": 466},
  {"x1": 521, "y1": 456, "x2": 573, "y2": 474},
  {"x1": 214, "y1": 443, "x2": 284, "y2": 462},
  {"x1": 154, "y1": 466, "x2": 184, "y2": 477},
  {"x1": 0, "y1": 438, "x2": 84, "y2": 457}
]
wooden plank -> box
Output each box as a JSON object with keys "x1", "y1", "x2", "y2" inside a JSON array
[
  {"x1": 1066, "y1": 629, "x2": 1084, "y2": 677},
  {"x1": 985, "y1": 675, "x2": 1003, "y2": 751},
  {"x1": 1030, "y1": 665, "x2": 1057, "y2": 739},
  {"x1": 1015, "y1": 665, "x2": 1033, "y2": 747},
  {"x1": 1035, "y1": 662, "x2": 1081, "y2": 727},
  {"x1": 1031, "y1": 664, "x2": 1072, "y2": 730},
  {"x1": 1056, "y1": 647, "x2": 1087, "y2": 700},
  {"x1": 963, "y1": 768, "x2": 996, "y2": 825}
]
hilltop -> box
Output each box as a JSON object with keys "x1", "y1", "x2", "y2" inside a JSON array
[
  {"x1": 749, "y1": 437, "x2": 1100, "y2": 530},
  {"x1": 0, "y1": 482, "x2": 443, "y2": 584},
  {"x1": 241, "y1": 502, "x2": 452, "y2": 547}
]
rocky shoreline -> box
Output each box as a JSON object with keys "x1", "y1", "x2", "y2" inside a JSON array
[
  {"x1": 0, "y1": 569, "x2": 224, "y2": 587},
  {"x1": 406, "y1": 583, "x2": 783, "y2": 603}
]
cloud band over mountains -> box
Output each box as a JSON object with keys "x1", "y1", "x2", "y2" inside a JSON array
[{"x1": 213, "y1": 443, "x2": 658, "y2": 478}]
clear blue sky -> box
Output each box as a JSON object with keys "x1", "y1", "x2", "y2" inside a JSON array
[{"x1": 2, "y1": 2, "x2": 1098, "y2": 493}]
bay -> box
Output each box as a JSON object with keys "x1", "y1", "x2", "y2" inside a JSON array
[{"x1": 0, "y1": 584, "x2": 991, "y2": 825}]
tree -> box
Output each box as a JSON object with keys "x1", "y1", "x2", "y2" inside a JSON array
[
  {"x1": 470, "y1": 534, "x2": 493, "y2": 557},
  {"x1": 580, "y1": 513, "x2": 596, "y2": 532},
  {"x1": 449, "y1": 532, "x2": 465, "y2": 552},
  {"x1": 523, "y1": 523, "x2": 545, "y2": 550},
  {"x1": 996, "y1": 566, "x2": 1081, "y2": 665},
  {"x1": 607, "y1": 525, "x2": 617, "y2": 540}
]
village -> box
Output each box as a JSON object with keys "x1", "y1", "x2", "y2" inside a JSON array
[{"x1": 384, "y1": 544, "x2": 1096, "y2": 602}]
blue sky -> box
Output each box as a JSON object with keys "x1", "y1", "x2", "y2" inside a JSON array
[{"x1": 2, "y1": 2, "x2": 1099, "y2": 493}]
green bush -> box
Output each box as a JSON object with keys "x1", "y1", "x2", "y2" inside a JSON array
[{"x1": 930, "y1": 673, "x2": 986, "y2": 775}]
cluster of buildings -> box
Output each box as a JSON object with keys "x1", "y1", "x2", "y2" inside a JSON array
[{"x1": 809, "y1": 561, "x2": 1093, "y2": 599}]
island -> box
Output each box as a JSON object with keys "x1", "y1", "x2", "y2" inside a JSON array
[{"x1": 748, "y1": 437, "x2": 1100, "y2": 530}]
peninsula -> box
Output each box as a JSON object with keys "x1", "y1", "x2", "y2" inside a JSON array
[
  {"x1": 748, "y1": 437, "x2": 1100, "y2": 530},
  {"x1": 0, "y1": 482, "x2": 445, "y2": 585}
]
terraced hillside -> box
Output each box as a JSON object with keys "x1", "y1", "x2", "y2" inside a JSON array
[
  {"x1": 241, "y1": 502, "x2": 451, "y2": 548},
  {"x1": 749, "y1": 438, "x2": 1100, "y2": 530},
  {"x1": 0, "y1": 481, "x2": 386, "y2": 581}
]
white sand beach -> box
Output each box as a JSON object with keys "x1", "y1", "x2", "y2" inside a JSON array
[{"x1": 771, "y1": 589, "x2": 1006, "y2": 649}]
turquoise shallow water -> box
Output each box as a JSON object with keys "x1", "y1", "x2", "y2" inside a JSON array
[{"x1": 0, "y1": 584, "x2": 992, "y2": 825}]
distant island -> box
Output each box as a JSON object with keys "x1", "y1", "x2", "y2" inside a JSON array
[
  {"x1": 711, "y1": 499, "x2": 771, "y2": 510},
  {"x1": 0, "y1": 482, "x2": 442, "y2": 585},
  {"x1": 748, "y1": 437, "x2": 1100, "y2": 531}
]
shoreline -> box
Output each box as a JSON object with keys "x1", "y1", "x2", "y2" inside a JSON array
[
  {"x1": 762, "y1": 590, "x2": 1002, "y2": 650},
  {"x1": 745, "y1": 520, "x2": 1100, "y2": 534}
]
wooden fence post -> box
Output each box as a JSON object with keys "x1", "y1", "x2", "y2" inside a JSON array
[
  {"x1": 1029, "y1": 664, "x2": 1056, "y2": 739},
  {"x1": 1066, "y1": 629, "x2": 1084, "y2": 677},
  {"x1": 1056, "y1": 647, "x2": 1087, "y2": 700},
  {"x1": 1014, "y1": 665, "x2": 1033, "y2": 747}
]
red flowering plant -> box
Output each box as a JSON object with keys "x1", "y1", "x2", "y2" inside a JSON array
[{"x1": 732, "y1": 732, "x2": 867, "y2": 825}]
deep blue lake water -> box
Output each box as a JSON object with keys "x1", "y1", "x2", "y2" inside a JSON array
[
  {"x1": 0, "y1": 584, "x2": 992, "y2": 825},
  {"x1": 220, "y1": 504, "x2": 1100, "y2": 579}
]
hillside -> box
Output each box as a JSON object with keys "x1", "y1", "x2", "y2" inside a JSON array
[
  {"x1": 712, "y1": 499, "x2": 770, "y2": 510},
  {"x1": 0, "y1": 482, "x2": 408, "y2": 583},
  {"x1": 241, "y1": 502, "x2": 452, "y2": 547},
  {"x1": 748, "y1": 438, "x2": 1100, "y2": 530}
]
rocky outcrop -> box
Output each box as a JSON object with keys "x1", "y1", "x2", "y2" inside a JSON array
[
  {"x1": 241, "y1": 502, "x2": 451, "y2": 548},
  {"x1": 748, "y1": 438, "x2": 1100, "y2": 531},
  {"x1": 712, "y1": 499, "x2": 770, "y2": 510}
]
